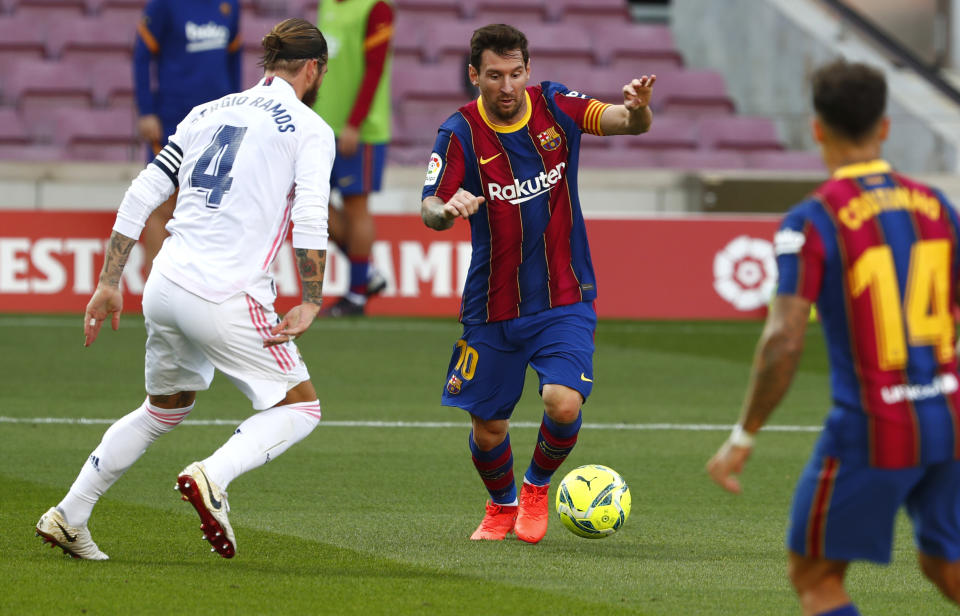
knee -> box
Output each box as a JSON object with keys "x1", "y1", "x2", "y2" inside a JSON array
[
  {"x1": 542, "y1": 385, "x2": 582, "y2": 424},
  {"x1": 472, "y1": 420, "x2": 508, "y2": 451},
  {"x1": 787, "y1": 554, "x2": 846, "y2": 599},
  {"x1": 148, "y1": 391, "x2": 196, "y2": 409},
  {"x1": 920, "y1": 553, "x2": 960, "y2": 603}
]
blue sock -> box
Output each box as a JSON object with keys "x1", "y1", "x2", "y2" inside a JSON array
[
  {"x1": 523, "y1": 411, "x2": 582, "y2": 486},
  {"x1": 817, "y1": 604, "x2": 860, "y2": 616},
  {"x1": 349, "y1": 258, "x2": 370, "y2": 297},
  {"x1": 469, "y1": 431, "x2": 516, "y2": 504}
]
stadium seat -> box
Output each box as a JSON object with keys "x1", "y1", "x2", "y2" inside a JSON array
[
  {"x1": 46, "y1": 16, "x2": 137, "y2": 64},
  {"x1": 53, "y1": 107, "x2": 137, "y2": 161},
  {"x1": 652, "y1": 70, "x2": 735, "y2": 116},
  {"x1": 86, "y1": 0, "x2": 144, "y2": 20},
  {"x1": 660, "y1": 149, "x2": 748, "y2": 170},
  {"x1": 5, "y1": 60, "x2": 94, "y2": 133},
  {"x1": 88, "y1": 58, "x2": 134, "y2": 108},
  {"x1": 386, "y1": 143, "x2": 430, "y2": 166},
  {"x1": 698, "y1": 116, "x2": 783, "y2": 152},
  {"x1": 461, "y1": 0, "x2": 548, "y2": 23},
  {"x1": 11, "y1": 0, "x2": 87, "y2": 20},
  {"x1": 423, "y1": 20, "x2": 483, "y2": 63},
  {"x1": 393, "y1": 15, "x2": 424, "y2": 61},
  {"x1": 392, "y1": 56, "x2": 469, "y2": 102},
  {"x1": 545, "y1": 0, "x2": 629, "y2": 25},
  {"x1": 747, "y1": 150, "x2": 826, "y2": 172},
  {"x1": 521, "y1": 23, "x2": 596, "y2": 77},
  {"x1": 0, "y1": 108, "x2": 29, "y2": 144},
  {"x1": 0, "y1": 16, "x2": 46, "y2": 72},
  {"x1": 0, "y1": 143, "x2": 67, "y2": 160},
  {"x1": 578, "y1": 146, "x2": 658, "y2": 169},
  {"x1": 628, "y1": 115, "x2": 698, "y2": 151},
  {"x1": 589, "y1": 23, "x2": 683, "y2": 71},
  {"x1": 393, "y1": 0, "x2": 462, "y2": 21}
]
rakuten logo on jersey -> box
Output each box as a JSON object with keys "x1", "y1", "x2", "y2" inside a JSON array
[
  {"x1": 185, "y1": 21, "x2": 229, "y2": 53},
  {"x1": 487, "y1": 162, "x2": 566, "y2": 205}
]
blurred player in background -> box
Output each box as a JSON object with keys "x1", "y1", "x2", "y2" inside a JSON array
[
  {"x1": 36, "y1": 18, "x2": 332, "y2": 561},
  {"x1": 707, "y1": 59, "x2": 960, "y2": 615},
  {"x1": 421, "y1": 24, "x2": 655, "y2": 543},
  {"x1": 313, "y1": 0, "x2": 393, "y2": 316},
  {"x1": 134, "y1": 0, "x2": 243, "y2": 276}
]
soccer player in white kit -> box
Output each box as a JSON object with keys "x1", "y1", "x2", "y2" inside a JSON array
[{"x1": 35, "y1": 18, "x2": 334, "y2": 560}]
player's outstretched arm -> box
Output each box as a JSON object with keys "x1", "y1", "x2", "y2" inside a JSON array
[
  {"x1": 599, "y1": 75, "x2": 656, "y2": 136},
  {"x1": 84, "y1": 231, "x2": 135, "y2": 347},
  {"x1": 421, "y1": 190, "x2": 485, "y2": 231},
  {"x1": 266, "y1": 248, "x2": 327, "y2": 347},
  {"x1": 706, "y1": 294, "x2": 811, "y2": 493}
]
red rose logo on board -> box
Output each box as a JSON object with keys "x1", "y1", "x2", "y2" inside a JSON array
[{"x1": 713, "y1": 235, "x2": 777, "y2": 311}]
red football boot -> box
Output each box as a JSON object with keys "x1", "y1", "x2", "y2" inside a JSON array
[
  {"x1": 469, "y1": 501, "x2": 518, "y2": 540},
  {"x1": 515, "y1": 482, "x2": 550, "y2": 544}
]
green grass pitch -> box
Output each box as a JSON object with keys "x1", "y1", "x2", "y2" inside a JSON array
[{"x1": 0, "y1": 315, "x2": 950, "y2": 615}]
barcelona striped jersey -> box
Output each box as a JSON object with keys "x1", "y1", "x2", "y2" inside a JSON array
[
  {"x1": 422, "y1": 81, "x2": 611, "y2": 324},
  {"x1": 776, "y1": 159, "x2": 960, "y2": 469}
]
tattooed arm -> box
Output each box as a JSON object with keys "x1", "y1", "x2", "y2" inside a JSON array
[
  {"x1": 83, "y1": 231, "x2": 136, "y2": 347},
  {"x1": 265, "y1": 248, "x2": 327, "y2": 347},
  {"x1": 706, "y1": 294, "x2": 811, "y2": 493}
]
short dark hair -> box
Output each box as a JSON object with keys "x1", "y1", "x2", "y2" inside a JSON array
[
  {"x1": 260, "y1": 18, "x2": 328, "y2": 73},
  {"x1": 469, "y1": 24, "x2": 529, "y2": 70},
  {"x1": 811, "y1": 59, "x2": 887, "y2": 142}
]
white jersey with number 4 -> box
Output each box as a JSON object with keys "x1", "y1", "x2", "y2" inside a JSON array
[{"x1": 114, "y1": 76, "x2": 334, "y2": 307}]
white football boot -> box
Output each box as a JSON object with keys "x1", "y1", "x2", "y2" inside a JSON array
[
  {"x1": 175, "y1": 462, "x2": 237, "y2": 558},
  {"x1": 35, "y1": 507, "x2": 109, "y2": 560}
]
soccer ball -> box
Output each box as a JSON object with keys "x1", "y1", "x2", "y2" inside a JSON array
[{"x1": 556, "y1": 464, "x2": 631, "y2": 538}]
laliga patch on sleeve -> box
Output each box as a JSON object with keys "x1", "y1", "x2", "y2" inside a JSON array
[
  {"x1": 774, "y1": 229, "x2": 806, "y2": 255},
  {"x1": 424, "y1": 152, "x2": 442, "y2": 186}
]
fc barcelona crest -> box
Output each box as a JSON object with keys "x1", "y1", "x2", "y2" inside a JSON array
[
  {"x1": 538, "y1": 127, "x2": 562, "y2": 151},
  {"x1": 446, "y1": 375, "x2": 462, "y2": 395}
]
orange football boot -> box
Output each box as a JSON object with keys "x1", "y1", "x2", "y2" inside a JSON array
[
  {"x1": 515, "y1": 482, "x2": 550, "y2": 544},
  {"x1": 469, "y1": 501, "x2": 518, "y2": 540}
]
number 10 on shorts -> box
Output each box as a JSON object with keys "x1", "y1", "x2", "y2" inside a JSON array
[{"x1": 454, "y1": 339, "x2": 478, "y2": 380}]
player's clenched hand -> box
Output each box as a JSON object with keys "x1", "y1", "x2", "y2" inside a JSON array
[
  {"x1": 623, "y1": 75, "x2": 656, "y2": 110},
  {"x1": 137, "y1": 114, "x2": 162, "y2": 143},
  {"x1": 706, "y1": 439, "x2": 752, "y2": 494},
  {"x1": 83, "y1": 284, "x2": 123, "y2": 347},
  {"x1": 444, "y1": 189, "x2": 485, "y2": 220},
  {"x1": 264, "y1": 303, "x2": 320, "y2": 347}
]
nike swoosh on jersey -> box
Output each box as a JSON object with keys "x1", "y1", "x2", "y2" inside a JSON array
[
  {"x1": 479, "y1": 153, "x2": 502, "y2": 165},
  {"x1": 580, "y1": 373, "x2": 593, "y2": 382}
]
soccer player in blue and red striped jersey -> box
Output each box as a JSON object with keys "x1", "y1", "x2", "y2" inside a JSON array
[
  {"x1": 707, "y1": 59, "x2": 960, "y2": 616},
  {"x1": 420, "y1": 24, "x2": 655, "y2": 543}
]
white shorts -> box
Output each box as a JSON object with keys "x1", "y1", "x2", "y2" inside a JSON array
[{"x1": 142, "y1": 273, "x2": 310, "y2": 410}]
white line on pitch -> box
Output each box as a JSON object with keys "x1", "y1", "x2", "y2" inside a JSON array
[{"x1": 0, "y1": 416, "x2": 822, "y2": 432}]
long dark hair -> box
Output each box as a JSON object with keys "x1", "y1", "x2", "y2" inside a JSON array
[{"x1": 260, "y1": 18, "x2": 328, "y2": 74}]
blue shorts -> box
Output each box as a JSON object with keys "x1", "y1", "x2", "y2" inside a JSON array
[
  {"x1": 440, "y1": 302, "x2": 597, "y2": 420},
  {"x1": 330, "y1": 142, "x2": 387, "y2": 196},
  {"x1": 788, "y1": 435, "x2": 960, "y2": 564}
]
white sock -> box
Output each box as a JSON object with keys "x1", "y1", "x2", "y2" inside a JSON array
[
  {"x1": 58, "y1": 399, "x2": 193, "y2": 526},
  {"x1": 201, "y1": 401, "x2": 321, "y2": 490}
]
